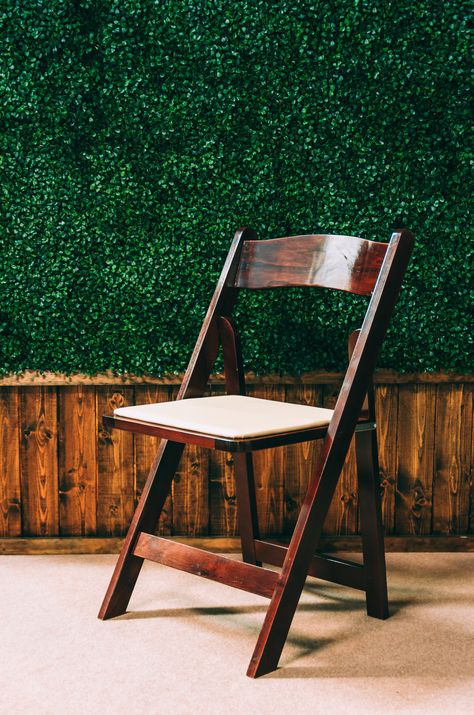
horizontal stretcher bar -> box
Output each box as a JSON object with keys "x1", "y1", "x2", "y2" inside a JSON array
[
  {"x1": 133, "y1": 533, "x2": 367, "y2": 598},
  {"x1": 254, "y1": 540, "x2": 366, "y2": 590},
  {"x1": 133, "y1": 533, "x2": 278, "y2": 598}
]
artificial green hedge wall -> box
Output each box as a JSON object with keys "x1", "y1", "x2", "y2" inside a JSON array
[{"x1": 1, "y1": 1, "x2": 472, "y2": 375}]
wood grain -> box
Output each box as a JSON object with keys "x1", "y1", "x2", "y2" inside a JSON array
[
  {"x1": 208, "y1": 385, "x2": 238, "y2": 536},
  {"x1": 58, "y1": 386, "x2": 97, "y2": 535},
  {"x1": 172, "y1": 444, "x2": 209, "y2": 535},
  {"x1": 96, "y1": 388, "x2": 135, "y2": 536},
  {"x1": 433, "y1": 384, "x2": 473, "y2": 534},
  {"x1": 209, "y1": 450, "x2": 238, "y2": 535},
  {"x1": 245, "y1": 229, "x2": 415, "y2": 678},
  {"x1": 133, "y1": 385, "x2": 172, "y2": 535},
  {"x1": 247, "y1": 384, "x2": 285, "y2": 535},
  {"x1": 374, "y1": 384, "x2": 399, "y2": 533},
  {"x1": 171, "y1": 387, "x2": 209, "y2": 535},
  {"x1": 283, "y1": 384, "x2": 323, "y2": 535},
  {"x1": 235, "y1": 234, "x2": 387, "y2": 294},
  {"x1": 396, "y1": 384, "x2": 436, "y2": 534},
  {"x1": 322, "y1": 383, "x2": 358, "y2": 535},
  {"x1": 1, "y1": 376, "x2": 472, "y2": 541},
  {"x1": 20, "y1": 387, "x2": 58, "y2": 536},
  {"x1": 0, "y1": 388, "x2": 21, "y2": 536},
  {"x1": 133, "y1": 533, "x2": 278, "y2": 598}
]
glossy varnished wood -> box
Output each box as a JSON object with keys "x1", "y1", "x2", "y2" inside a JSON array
[
  {"x1": 349, "y1": 329, "x2": 388, "y2": 617},
  {"x1": 102, "y1": 413, "x2": 341, "y2": 452},
  {"x1": 218, "y1": 315, "x2": 261, "y2": 562},
  {"x1": 103, "y1": 409, "x2": 376, "y2": 453},
  {"x1": 355, "y1": 429, "x2": 389, "y2": 618},
  {"x1": 253, "y1": 540, "x2": 365, "y2": 590},
  {"x1": 247, "y1": 384, "x2": 286, "y2": 536},
  {"x1": 247, "y1": 230, "x2": 414, "y2": 677},
  {"x1": 98, "y1": 439, "x2": 184, "y2": 619},
  {"x1": 235, "y1": 234, "x2": 387, "y2": 294},
  {"x1": 133, "y1": 533, "x2": 278, "y2": 598}
]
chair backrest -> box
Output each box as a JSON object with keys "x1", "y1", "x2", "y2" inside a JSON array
[
  {"x1": 234, "y1": 234, "x2": 388, "y2": 296},
  {"x1": 178, "y1": 226, "x2": 413, "y2": 406}
]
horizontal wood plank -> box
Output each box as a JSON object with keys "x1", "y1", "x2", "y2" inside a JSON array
[{"x1": 0, "y1": 377, "x2": 472, "y2": 544}]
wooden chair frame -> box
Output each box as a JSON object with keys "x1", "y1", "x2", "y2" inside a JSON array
[{"x1": 98, "y1": 227, "x2": 414, "y2": 678}]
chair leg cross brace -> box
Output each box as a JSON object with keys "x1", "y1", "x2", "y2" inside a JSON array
[
  {"x1": 131, "y1": 532, "x2": 366, "y2": 598},
  {"x1": 133, "y1": 533, "x2": 278, "y2": 599},
  {"x1": 98, "y1": 427, "x2": 389, "y2": 678}
]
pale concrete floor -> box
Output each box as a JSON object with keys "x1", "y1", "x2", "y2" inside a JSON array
[{"x1": 1, "y1": 553, "x2": 473, "y2": 715}]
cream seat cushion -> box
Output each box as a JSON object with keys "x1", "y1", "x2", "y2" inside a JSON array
[{"x1": 114, "y1": 395, "x2": 334, "y2": 440}]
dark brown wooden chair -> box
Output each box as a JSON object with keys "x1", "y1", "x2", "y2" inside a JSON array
[{"x1": 98, "y1": 227, "x2": 414, "y2": 678}]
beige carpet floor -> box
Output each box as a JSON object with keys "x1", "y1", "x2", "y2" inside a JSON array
[{"x1": 1, "y1": 552, "x2": 473, "y2": 715}]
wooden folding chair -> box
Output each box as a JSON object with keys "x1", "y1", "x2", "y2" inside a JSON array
[{"x1": 98, "y1": 227, "x2": 414, "y2": 678}]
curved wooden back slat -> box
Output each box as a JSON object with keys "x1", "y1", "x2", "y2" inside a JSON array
[{"x1": 234, "y1": 234, "x2": 388, "y2": 295}]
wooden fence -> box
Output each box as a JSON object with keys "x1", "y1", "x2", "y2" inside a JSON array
[{"x1": 0, "y1": 372, "x2": 473, "y2": 552}]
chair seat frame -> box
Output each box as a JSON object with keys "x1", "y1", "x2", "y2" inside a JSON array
[
  {"x1": 98, "y1": 227, "x2": 414, "y2": 678},
  {"x1": 104, "y1": 413, "x2": 376, "y2": 452}
]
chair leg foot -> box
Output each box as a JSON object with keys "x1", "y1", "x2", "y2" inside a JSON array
[
  {"x1": 246, "y1": 541, "x2": 313, "y2": 677},
  {"x1": 98, "y1": 605, "x2": 127, "y2": 621},
  {"x1": 366, "y1": 578, "x2": 389, "y2": 620},
  {"x1": 245, "y1": 576, "x2": 305, "y2": 678},
  {"x1": 246, "y1": 654, "x2": 279, "y2": 679},
  {"x1": 98, "y1": 554, "x2": 144, "y2": 620}
]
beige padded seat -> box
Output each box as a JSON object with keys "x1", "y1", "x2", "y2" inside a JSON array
[{"x1": 114, "y1": 394, "x2": 334, "y2": 440}]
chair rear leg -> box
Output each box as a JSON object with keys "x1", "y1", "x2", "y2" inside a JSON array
[
  {"x1": 98, "y1": 440, "x2": 184, "y2": 619},
  {"x1": 355, "y1": 429, "x2": 389, "y2": 619},
  {"x1": 233, "y1": 452, "x2": 261, "y2": 566}
]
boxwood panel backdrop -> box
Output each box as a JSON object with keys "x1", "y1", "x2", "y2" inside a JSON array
[{"x1": 1, "y1": 0, "x2": 472, "y2": 376}]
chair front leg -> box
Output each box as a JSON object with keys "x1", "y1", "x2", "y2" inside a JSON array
[
  {"x1": 98, "y1": 440, "x2": 184, "y2": 620},
  {"x1": 247, "y1": 437, "x2": 352, "y2": 678}
]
